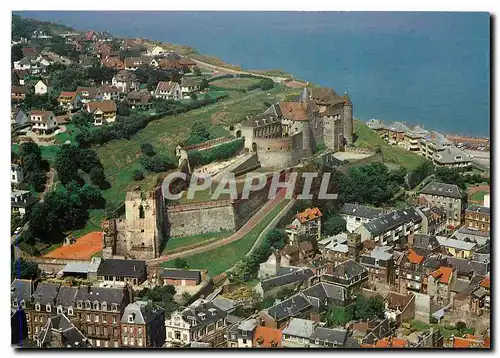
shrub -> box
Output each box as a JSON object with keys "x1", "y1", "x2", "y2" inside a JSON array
[
  {"x1": 140, "y1": 143, "x2": 155, "y2": 156},
  {"x1": 132, "y1": 170, "x2": 144, "y2": 181}
]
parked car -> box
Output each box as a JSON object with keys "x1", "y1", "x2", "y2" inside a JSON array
[{"x1": 14, "y1": 227, "x2": 22, "y2": 235}]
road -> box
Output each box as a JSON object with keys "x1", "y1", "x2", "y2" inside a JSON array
[
  {"x1": 189, "y1": 57, "x2": 289, "y2": 84},
  {"x1": 146, "y1": 188, "x2": 288, "y2": 266},
  {"x1": 10, "y1": 222, "x2": 29, "y2": 246}
]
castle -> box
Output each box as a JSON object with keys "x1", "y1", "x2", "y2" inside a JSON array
[
  {"x1": 235, "y1": 87, "x2": 353, "y2": 168},
  {"x1": 102, "y1": 187, "x2": 165, "y2": 260}
]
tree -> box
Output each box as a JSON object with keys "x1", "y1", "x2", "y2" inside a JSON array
[
  {"x1": 322, "y1": 215, "x2": 347, "y2": 236},
  {"x1": 132, "y1": 170, "x2": 144, "y2": 181},
  {"x1": 435, "y1": 167, "x2": 466, "y2": 189},
  {"x1": 354, "y1": 295, "x2": 385, "y2": 321},
  {"x1": 28, "y1": 170, "x2": 48, "y2": 192},
  {"x1": 54, "y1": 145, "x2": 81, "y2": 184},
  {"x1": 200, "y1": 79, "x2": 209, "y2": 90},
  {"x1": 89, "y1": 167, "x2": 106, "y2": 188},
  {"x1": 191, "y1": 122, "x2": 211, "y2": 141},
  {"x1": 265, "y1": 229, "x2": 286, "y2": 250},
  {"x1": 192, "y1": 67, "x2": 202, "y2": 76},
  {"x1": 259, "y1": 78, "x2": 274, "y2": 90},
  {"x1": 140, "y1": 143, "x2": 156, "y2": 157},
  {"x1": 173, "y1": 258, "x2": 188, "y2": 269},
  {"x1": 11, "y1": 258, "x2": 40, "y2": 280},
  {"x1": 326, "y1": 305, "x2": 354, "y2": 327},
  {"x1": 140, "y1": 154, "x2": 175, "y2": 173},
  {"x1": 71, "y1": 112, "x2": 94, "y2": 129},
  {"x1": 182, "y1": 292, "x2": 192, "y2": 304},
  {"x1": 79, "y1": 148, "x2": 102, "y2": 173},
  {"x1": 11, "y1": 44, "x2": 23, "y2": 65},
  {"x1": 190, "y1": 93, "x2": 198, "y2": 101}
]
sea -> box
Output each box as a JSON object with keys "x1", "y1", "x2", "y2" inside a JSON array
[{"x1": 16, "y1": 11, "x2": 491, "y2": 137}]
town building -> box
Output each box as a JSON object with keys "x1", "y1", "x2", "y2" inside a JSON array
[
  {"x1": 427, "y1": 266, "x2": 456, "y2": 306},
  {"x1": 321, "y1": 259, "x2": 368, "y2": 298},
  {"x1": 355, "y1": 207, "x2": 423, "y2": 246},
  {"x1": 165, "y1": 301, "x2": 227, "y2": 347},
  {"x1": 58, "y1": 91, "x2": 81, "y2": 112},
  {"x1": 76, "y1": 86, "x2": 100, "y2": 104},
  {"x1": 359, "y1": 245, "x2": 394, "y2": 285},
  {"x1": 464, "y1": 205, "x2": 490, "y2": 232},
  {"x1": 11, "y1": 107, "x2": 29, "y2": 126},
  {"x1": 11, "y1": 164, "x2": 24, "y2": 185},
  {"x1": 96, "y1": 259, "x2": 147, "y2": 287},
  {"x1": 180, "y1": 77, "x2": 202, "y2": 96},
  {"x1": 112, "y1": 70, "x2": 140, "y2": 93},
  {"x1": 433, "y1": 146, "x2": 473, "y2": 168},
  {"x1": 281, "y1": 318, "x2": 349, "y2": 348},
  {"x1": 126, "y1": 91, "x2": 153, "y2": 110},
  {"x1": 340, "y1": 203, "x2": 384, "y2": 233},
  {"x1": 252, "y1": 325, "x2": 283, "y2": 348},
  {"x1": 226, "y1": 318, "x2": 258, "y2": 348},
  {"x1": 416, "y1": 205, "x2": 447, "y2": 236},
  {"x1": 34, "y1": 79, "x2": 50, "y2": 95},
  {"x1": 11, "y1": 279, "x2": 34, "y2": 345},
  {"x1": 120, "y1": 301, "x2": 165, "y2": 348},
  {"x1": 98, "y1": 84, "x2": 120, "y2": 101},
  {"x1": 285, "y1": 207, "x2": 322, "y2": 245},
  {"x1": 12, "y1": 85, "x2": 29, "y2": 101},
  {"x1": 36, "y1": 314, "x2": 92, "y2": 348},
  {"x1": 318, "y1": 233, "x2": 349, "y2": 266},
  {"x1": 254, "y1": 268, "x2": 314, "y2": 299},
  {"x1": 154, "y1": 81, "x2": 182, "y2": 100},
  {"x1": 11, "y1": 189, "x2": 38, "y2": 217},
  {"x1": 418, "y1": 181, "x2": 464, "y2": 229},
  {"x1": 384, "y1": 292, "x2": 415, "y2": 325},
  {"x1": 86, "y1": 100, "x2": 117, "y2": 126},
  {"x1": 30, "y1": 110, "x2": 58, "y2": 135},
  {"x1": 157, "y1": 269, "x2": 202, "y2": 287}
]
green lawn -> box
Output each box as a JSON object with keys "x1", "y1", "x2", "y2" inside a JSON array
[
  {"x1": 163, "y1": 230, "x2": 233, "y2": 253},
  {"x1": 210, "y1": 77, "x2": 262, "y2": 90},
  {"x1": 470, "y1": 190, "x2": 488, "y2": 202},
  {"x1": 12, "y1": 144, "x2": 60, "y2": 164},
  {"x1": 354, "y1": 120, "x2": 428, "y2": 170},
  {"x1": 160, "y1": 200, "x2": 288, "y2": 276}
]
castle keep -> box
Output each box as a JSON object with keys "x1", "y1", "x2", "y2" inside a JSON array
[
  {"x1": 236, "y1": 87, "x2": 353, "y2": 168},
  {"x1": 102, "y1": 187, "x2": 165, "y2": 260}
]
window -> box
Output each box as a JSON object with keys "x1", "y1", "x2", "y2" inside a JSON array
[
  {"x1": 104, "y1": 341, "x2": 109, "y2": 348},
  {"x1": 243, "y1": 339, "x2": 247, "y2": 344},
  {"x1": 124, "y1": 326, "x2": 128, "y2": 333},
  {"x1": 139, "y1": 205, "x2": 145, "y2": 219},
  {"x1": 123, "y1": 337, "x2": 128, "y2": 345},
  {"x1": 35, "y1": 303, "x2": 40, "y2": 311},
  {"x1": 175, "y1": 331, "x2": 181, "y2": 340},
  {"x1": 95, "y1": 326, "x2": 101, "y2": 335},
  {"x1": 111, "y1": 304, "x2": 118, "y2": 312},
  {"x1": 102, "y1": 315, "x2": 107, "y2": 323},
  {"x1": 35, "y1": 326, "x2": 39, "y2": 334},
  {"x1": 93, "y1": 302, "x2": 99, "y2": 310},
  {"x1": 85, "y1": 301, "x2": 91, "y2": 309},
  {"x1": 104, "y1": 327, "x2": 108, "y2": 336},
  {"x1": 86, "y1": 314, "x2": 91, "y2": 322},
  {"x1": 20, "y1": 300, "x2": 26, "y2": 309},
  {"x1": 77, "y1": 301, "x2": 82, "y2": 309},
  {"x1": 114, "y1": 341, "x2": 119, "y2": 348},
  {"x1": 95, "y1": 314, "x2": 99, "y2": 323},
  {"x1": 34, "y1": 316, "x2": 38, "y2": 322},
  {"x1": 101, "y1": 302, "x2": 107, "y2": 311},
  {"x1": 138, "y1": 338, "x2": 143, "y2": 347},
  {"x1": 57, "y1": 306, "x2": 62, "y2": 314},
  {"x1": 113, "y1": 316, "x2": 117, "y2": 324},
  {"x1": 68, "y1": 307, "x2": 73, "y2": 316},
  {"x1": 130, "y1": 337, "x2": 135, "y2": 346},
  {"x1": 46, "y1": 304, "x2": 51, "y2": 312},
  {"x1": 138, "y1": 328, "x2": 142, "y2": 334}
]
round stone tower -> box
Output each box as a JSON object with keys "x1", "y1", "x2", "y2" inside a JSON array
[{"x1": 343, "y1": 92, "x2": 353, "y2": 146}]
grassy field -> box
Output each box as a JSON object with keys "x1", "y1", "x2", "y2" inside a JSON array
[
  {"x1": 470, "y1": 190, "x2": 488, "y2": 202},
  {"x1": 353, "y1": 120, "x2": 428, "y2": 170},
  {"x1": 210, "y1": 77, "x2": 262, "y2": 90},
  {"x1": 72, "y1": 85, "x2": 290, "y2": 236},
  {"x1": 160, "y1": 201, "x2": 287, "y2": 276},
  {"x1": 163, "y1": 230, "x2": 233, "y2": 253}
]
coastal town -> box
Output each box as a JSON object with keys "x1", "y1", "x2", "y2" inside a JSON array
[{"x1": 10, "y1": 15, "x2": 491, "y2": 349}]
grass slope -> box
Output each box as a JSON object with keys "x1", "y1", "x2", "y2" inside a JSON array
[
  {"x1": 353, "y1": 120, "x2": 428, "y2": 170},
  {"x1": 163, "y1": 230, "x2": 233, "y2": 253},
  {"x1": 160, "y1": 201, "x2": 287, "y2": 276}
]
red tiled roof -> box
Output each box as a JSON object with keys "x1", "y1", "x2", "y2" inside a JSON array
[
  {"x1": 58, "y1": 91, "x2": 76, "y2": 101},
  {"x1": 155, "y1": 81, "x2": 178, "y2": 93},
  {"x1": 253, "y1": 326, "x2": 282, "y2": 348},
  {"x1": 296, "y1": 207, "x2": 322, "y2": 223},
  {"x1": 480, "y1": 276, "x2": 490, "y2": 289},
  {"x1": 374, "y1": 337, "x2": 408, "y2": 348},
  {"x1": 279, "y1": 101, "x2": 312, "y2": 121},
  {"x1": 453, "y1": 337, "x2": 473, "y2": 348},
  {"x1": 407, "y1": 249, "x2": 424, "y2": 264},
  {"x1": 430, "y1": 266, "x2": 453, "y2": 284}
]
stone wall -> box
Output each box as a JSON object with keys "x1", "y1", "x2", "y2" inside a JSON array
[
  {"x1": 253, "y1": 132, "x2": 303, "y2": 168},
  {"x1": 166, "y1": 202, "x2": 236, "y2": 237}
]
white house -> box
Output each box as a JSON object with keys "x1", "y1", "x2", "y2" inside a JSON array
[
  {"x1": 11, "y1": 190, "x2": 38, "y2": 217},
  {"x1": 30, "y1": 110, "x2": 58, "y2": 135},
  {"x1": 98, "y1": 84, "x2": 120, "y2": 101},
  {"x1": 112, "y1": 70, "x2": 139, "y2": 93},
  {"x1": 154, "y1": 81, "x2": 182, "y2": 100},
  {"x1": 13, "y1": 58, "x2": 32, "y2": 71},
  {"x1": 180, "y1": 77, "x2": 202, "y2": 98},
  {"x1": 34, "y1": 80, "x2": 50, "y2": 95},
  {"x1": 340, "y1": 203, "x2": 385, "y2": 233},
  {"x1": 11, "y1": 164, "x2": 24, "y2": 185},
  {"x1": 11, "y1": 107, "x2": 28, "y2": 126},
  {"x1": 148, "y1": 45, "x2": 165, "y2": 56},
  {"x1": 86, "y1": 100, "x2": 117, "y2": 126}
]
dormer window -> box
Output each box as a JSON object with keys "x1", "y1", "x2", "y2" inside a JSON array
[
  {"x1": 57, "y1": 305, "x2": 63, "y2": 314},
  {"x1": 111, "y1": 304, "x2": 118, "y2": 312},
  {"x1": 101, "y1": 302, "x2": 107, "y2": 311},
  {"x1": 68, "y1": 307, "x2": 73, "y2": 316},
  {"x1": 128, "y1": 314, "x2": 135, "y2": 323},
  {"x1": 46, "y1": 304, "x2": 51, "y2": 312},
  {"x1": 35, "y1": 303, "x2": 41, "y2": 311},
  {"x1": 93, "y1": 302, "x2": 99, "y2": 310},
  {"x1": 20, "y1": 300, "x2": 25, "y2": 309},
  {"x1": 77, "y1": 301, "x2": 82, "y2": 309},
  {"x1": 85, "y1": 301, "x2": 91, "y2": 309}
]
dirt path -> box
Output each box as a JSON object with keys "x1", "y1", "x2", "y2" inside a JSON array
[
  {"x1": 40, "y1": 168, "x2": 56, "y2": 200},
  {"x1": 147, "y1": 188, "x2": 287, "y2": 266}
]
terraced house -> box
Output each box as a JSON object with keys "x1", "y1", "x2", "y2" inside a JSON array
[
  {"x1": 418, "y1": 181, "x2": 465, "y2": 229},
  {"x1": 120, "y1": 301, "x2": 165, "y2": 347}
]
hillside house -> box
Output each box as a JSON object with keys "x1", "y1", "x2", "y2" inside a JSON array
[
  {"x1": 30, "y1": 110, "x2": 57, "y2": 135},
  {"x1": 154, "y1": 81, "x2": 182, "y2": 100},
  {"x1": 285, "y1": 207, "x2": 322, "y2": 245},
  {"x1": 86, "y1": 100, "x2": 117, "y2": 126}
]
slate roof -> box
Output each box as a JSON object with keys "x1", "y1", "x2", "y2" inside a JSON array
[
  {"x1": 302, "y1": 282, "x2": 346, "y2": 303},
  {"x1": 121, "y1": 301, "x2": 164, "y2": 324},
  {"x1": 114, "y1": 70, "x2": 138, "y2": 82},
  {"x1": 419, "y1": 181, "x2": 462, "y2": 199},
  {"x1": 38, "y1": 314, "x2": 91, "y2": 348},
  {"x1": 453, "y1": 227, "x2": 490, "y2": 245},
  {"x1": 330, "y1": 259, "x2": 368, "y2": 280},
  {"x1": 385, "y1": 121, "x2": 411, "y2": 133},
  {"x1": 181, "y1": 301, "x2": 226, "y2": 331},
  {"x1": 363, "y1": 207, "x2": 423, "y2": 236},
  {"x1": 366, "y1": 119, "x2": 385, "y2": 130},
  {"x1": 341, "y1": 203, "x2": 384, "y2": 219},
  {"x1": 159, "y1": 269, "x2": 201, "y2": 282},
  {"x1": 33, "y1": 282, "x2": 60, "y2": 306},
  {"x1": 311, "y1": 327, "x2": 348, "y2": 345},
  {"x1": 97, "y1": 258, "x2": 146, "y2": 278},
  {"x1": 385, "y1": 292, "x2": 413, "y2": 311},
  {"x1": 282, "y1": 318, "x2": 316, "y2": 338},
  {"x1": 54, "y1": 286, "x2": 78, "y2": 307},
  {"x1": 451, "y1": 278, "x2": 471, "y2": 293},
  {"x1": 412, "y1": 234, "x2": 441, "y2": 252},
  {"x1": 260, "y1": 268, "x2": 314, "y2": 291},
  {"x1": 310, "y1": 87, "x2": 344, "y2": 105},
  {"x1": 436, "y1": 237, "x2": 476, "y2": 251},
  {"x1": 61, "y1": 262, "x2": 90, "y2": 274},
  {"x1": 466, "y1": 205, "x2": 490, "y2": 214},
  {"x1": 435, "y1": 146, "x2": 472, "y2": 164},
  {"x1": 211, "y1": 296, "x2": 235, "y2": 313},
  {"x1": 267, "y1": 293, "x2": 312, "y2": 321},
  {"x1": 75, "y1": 286, "x2": 125, "y2": 305},
  {"x1": 445, "y1": 257, "x2": 489, "y2": 276}
]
